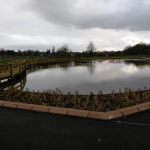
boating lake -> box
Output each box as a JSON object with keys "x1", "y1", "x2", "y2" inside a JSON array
[{"x1": 22, "y1": 59, "x2": 150, "y2": 94}]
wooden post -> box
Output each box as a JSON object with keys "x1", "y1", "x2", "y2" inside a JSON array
[
  {"x1": 22, "y1": 62, "x2": 24, "y2": 72},
  {"x1": 23, "y1": 61, "x2": 25, "y2": 71},
  {"x1": 38, "y1": 60, "x2": 40, "y2": 69},
  {"x1": 24, "y1": 61, "x2": 26, "y2": 70},
  {"x1": 0, "y1": 80, "x2": 1, "y2": 94},
  {"x1": 30, "y1": 60, "x2": 31, "y2": 68},
  {"x1": 26, "y1": 60, "x2": 27, "y2": 68},
  {"x1": 22, "y1": 62, "x2": 24, "y2": 73},
  {"x1": 19, "y1": 62, "x2": 21, "y2": 75},
  {"x1": 10, "y1": 64, "x2": 13, "y2": 80},
  {"x1": 27, "y1": 60, "x2": 29, "y2": 68}
]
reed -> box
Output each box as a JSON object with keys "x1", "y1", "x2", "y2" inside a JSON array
[{"x1": 1, "y1": 87, "x2": 150, "y2": 112}]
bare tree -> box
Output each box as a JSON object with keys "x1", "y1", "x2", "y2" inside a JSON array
[
  {"x1": 52, "y1": 46, "x2": 55, "y2": 56},
  {"x1": 34, "y1": 50, "x2": 40, "y2": 56},
  {"x1": 61, "y1": 44, "x2": 71, "y2": 56},
  {"x1": 52, "y1": 46, "x2": 55, "y2": 53},
  {"x1": 46, "y1": 49, "x2": 51, "y2": 56},
  {"x1": 18, "y1": 50, "x2": 22, "y2": 56},
  {"x1": 86, "y1": 41, "x2": 96, "y2": 56},
  {"x1": 57, "y1": 44, "x2": 71, "y2": 56}
]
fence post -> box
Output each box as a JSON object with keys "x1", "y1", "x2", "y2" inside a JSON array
[
  {"x1": 24, "y1": 61, "x2": 26, "y2": 70},
  {"x1": 21, "y1": 62, "x2": 23, "y2": 76},
  {"x1": 0, "y1": 80, "x2": 1, "y2": 94},
  {"x1": 10, "y1": 63, "x2": 13, "y2": 80},
  {"x1": 19, "y1": 62, "x2": 21, "y2": 74},
  {"x1": 30, "y1": 60, "x2": 31, "y2": 68}
]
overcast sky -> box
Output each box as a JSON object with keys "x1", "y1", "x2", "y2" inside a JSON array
[{"x1": 0, "y1": 0, "x2": 150, "y2": 52}]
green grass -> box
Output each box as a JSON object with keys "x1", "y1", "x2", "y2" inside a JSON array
[
  {"x1": 0, "y1": 56, "x2": 49, "y2": 64},
  {"x1": 0, "y1": 55, "x2": 149, "y2": 64}
]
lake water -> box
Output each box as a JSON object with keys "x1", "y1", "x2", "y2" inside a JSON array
[{"x1": 22, "y1": 59, "x2": 150, "y2": 94}]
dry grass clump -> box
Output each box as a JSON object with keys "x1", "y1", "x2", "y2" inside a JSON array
[{"x1": 1, "y1": 87, "x2": 150, "y2": 112}]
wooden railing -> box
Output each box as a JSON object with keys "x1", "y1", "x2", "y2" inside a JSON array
[{"x1": 0, "y1": 57, "x2": 91, "y2": 81}]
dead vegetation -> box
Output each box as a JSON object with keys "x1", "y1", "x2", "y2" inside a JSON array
[{"x1": 1, "y1": 87, "x2": 150, "y2": 112}]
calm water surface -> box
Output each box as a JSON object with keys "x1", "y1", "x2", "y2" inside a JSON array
[{"x1": 23, "y1": 59, "x2": 150, "y2": 94}]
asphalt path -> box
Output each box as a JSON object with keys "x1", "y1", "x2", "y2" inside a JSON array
[{"x1": 0, "y1": 107, "x2": 150, "y2": 150}]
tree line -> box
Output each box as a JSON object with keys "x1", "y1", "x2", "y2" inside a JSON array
[
  {"x1": 123, "y1": 42, "x2": 150, "y2": 55},
  {"x1": 0, "y1": 41, "x2": 150, "y2": 57}
]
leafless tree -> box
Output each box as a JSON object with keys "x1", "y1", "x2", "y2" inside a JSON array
[
  {"x1": 86, "y1": 41, "x2": 96, "y2": 56},
  {"x1": 57, "y1": 44, "x2": 71, "y2": 56}
]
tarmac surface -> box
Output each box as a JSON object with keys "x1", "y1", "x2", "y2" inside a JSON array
[{"x1": 0, "y1": 107, "x2": 150, "y2": 150}]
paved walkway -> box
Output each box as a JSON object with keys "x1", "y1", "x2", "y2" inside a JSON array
[{"x1": 0, "y1": 107, "x2": 150, "y2": 150}]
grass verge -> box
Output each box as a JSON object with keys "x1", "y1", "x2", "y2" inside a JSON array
[{"x1": 0, "y1": 55, "x2": 149, "y2": 64}]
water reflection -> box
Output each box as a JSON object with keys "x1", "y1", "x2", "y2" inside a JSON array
[
  {"x1": 102, "y1": 59, "x2": 123, "y2": 63},
  {"x1": 124, "y1": 60, "x2": 150, "y2": 67},
  {"x1": 1, "y1": 59, "x2": 150, "y2": 94},
  {"x1": 23, "y1": 59, "x2": 150, "y2": 94},
  {"x1": 1, "y1": 72, "x2": 26, "y2": 91}
]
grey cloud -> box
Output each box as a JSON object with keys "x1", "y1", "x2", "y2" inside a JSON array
[
  {"x1": 1, "y1": 0, "x2": 150, "y2": 52},
  {"x1": 26, "y1": 0, "x2": 150, "y2": 31}
]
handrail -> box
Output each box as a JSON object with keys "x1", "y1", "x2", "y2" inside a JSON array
[{"x1": 0, "y1": 57, "x2": 91, "y2": 80}]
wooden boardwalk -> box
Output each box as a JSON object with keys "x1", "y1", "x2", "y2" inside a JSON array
[
  {"x1": 0, "y1": 58, "x2": 91, "y2": 81},
  {"x1": 1, "y1": 72, "x2": 26, "y2": 91}
]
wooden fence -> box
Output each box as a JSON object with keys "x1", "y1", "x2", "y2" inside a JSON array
[
  {"x1": 2, "y1": 73, "x2": 26, "y2": 92},
  {"x1": 0, "y1": 57, "x2": 91, "y2": 81}
]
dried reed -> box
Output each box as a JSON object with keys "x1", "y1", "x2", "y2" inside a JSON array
[{"x1": 1, "y1": 87, "x2": 150, "y2": 112}]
